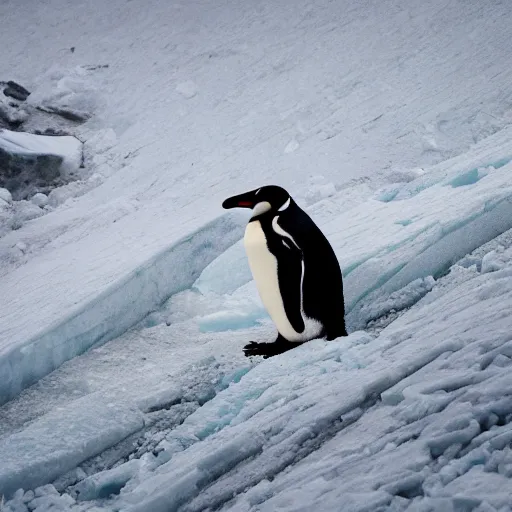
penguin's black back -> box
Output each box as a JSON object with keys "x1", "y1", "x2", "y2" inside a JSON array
[{"x1": 257, "y1": 200, "x2": 347, "y2": 340}]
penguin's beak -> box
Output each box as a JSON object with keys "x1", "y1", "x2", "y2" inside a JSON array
[{"x1": 222, "y1": 190, "x2": 256, "y2": 209}]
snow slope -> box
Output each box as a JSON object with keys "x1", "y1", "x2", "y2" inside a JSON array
[
  {"x1": 1, "y1": 0, "x2": 512, "y2": 509},
  {"x1": 0, "y1": 212, "x2": 244, "y2": 404},
  {"x1": 117, "y1": 253, "x2": 512, "y2": 512},
  {"x1": 2, "y1": 125, "x2": 512, "y2": 405},
  {"x1": 2, "y1": 130, "x2": 512, "y2": 509},
  {"x1": 1, "y1": 0, "x2": 512, "y2": 402}
]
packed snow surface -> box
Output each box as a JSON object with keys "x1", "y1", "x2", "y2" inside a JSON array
[
  {"x1": 1, "y1": 0, "x2": 512, "y2": 510},
  {"x1": 2, "y1": 136, "x2": 512, "y2": 509}
]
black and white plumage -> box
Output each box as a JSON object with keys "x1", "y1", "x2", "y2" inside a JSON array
[{"x1": 222, "y1": 185, "x2": 347, "y2": 358}]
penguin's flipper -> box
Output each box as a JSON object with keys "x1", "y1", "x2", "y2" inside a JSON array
[
  {"x1": 276, "y1": 241, "x2": 305, "y2": 334},
  {"x1": 243, "y1": 335, "x2": 298, "y2": 359}
]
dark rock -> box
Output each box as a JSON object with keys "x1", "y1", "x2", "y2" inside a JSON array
[
  {"x1": 34, "y1": 128, "x2": 72, "y2": 137},
  {"x1": 37, "y1": 105, "x2": 91, "y2": 122},
  {"x1": 0, "y1": 98, "x2": 28, "y2": 129},
  {"x1": 83, "y1": 64, "x2": 109, "y2": 71},
  {"x1": 0, "y1": 146, "x2": 64, "y2": 200},
  {"x1": 3, "y1": 81, "x2": 31, "y2": 102},
  {"x1": 0, "y1": 130, "x2": 82, "y2": 200},
  {"x1": 0, "y1": 116, "x2": 10, "y2": 130}
]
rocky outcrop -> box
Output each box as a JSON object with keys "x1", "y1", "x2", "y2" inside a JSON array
[
  {"x1": 3, "y1": 81, "x2": 30, "y2": 102},
  {"x1": 0, "y1": 129, "x2": 82, "y2": 200}
]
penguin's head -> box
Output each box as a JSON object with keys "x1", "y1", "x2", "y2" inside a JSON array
[{"x1": 222, "y1": 185, "x2": 291, "y2": 216}]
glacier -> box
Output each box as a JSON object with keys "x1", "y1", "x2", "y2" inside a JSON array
[
  {"x1": 2, "y1": 0, "x2": 512, "y2": 509},
  {"x1": 2, "y1": 133, "x2": 512, "y2": 508},
  {"x1": 0, "y1": 212, "x2": 244, "y2": 405}
]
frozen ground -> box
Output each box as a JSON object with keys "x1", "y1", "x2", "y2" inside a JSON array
[
  {"x1": 2, "y1": 0, "x2": 512, "y2": 398},
  {"x1": 1, "y1": 0, "x2": 512, "y2": 509},
  {"x1": 2, "y1": 135, "x2": 512, "y2": 510}
]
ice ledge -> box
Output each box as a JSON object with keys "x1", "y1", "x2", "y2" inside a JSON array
[
  {"x1": 0, "y1": 213, "x2": 244, "y2": 405},
  {"x1": 0, "y1": 394, "x2": 144, "y2": 499}
]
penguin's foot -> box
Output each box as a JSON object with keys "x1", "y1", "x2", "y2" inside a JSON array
[
  {"x1": 325, "y1": 323, "x2": 348, "y2": 341},
  {"x1": 243, "y1": 339, "x2": 297, "y2": 359}
]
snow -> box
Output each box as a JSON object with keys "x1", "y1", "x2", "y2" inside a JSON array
[
  {"x1": 26, "y1": 65, "x2": 101, "y2": 122},
  {"x1": 193, "y1": 130, "x2": 512, "y2": 332},
  {"x1": 30, "y1": 193, "x2": 49, "y2": 208},
  {"x1": 0, "y1": 395, "x2": 144, "y2": 499},
  {"x1": 83, "y1": 247, "x2": 512, "y2": 512},
  {"x1": 1, "y1": 0, "x2": 512, "y2": 509},
  {"x1": 175, "y1": 81, "x2": 199, "y2": 100},
  {"x1": 0, "y1": 188, "x2": 12, "y2": 203},
  {"x1": 0, "y1": 212, "x2": 244, "y2": 405}
]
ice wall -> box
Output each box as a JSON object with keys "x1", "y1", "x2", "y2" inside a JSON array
[{"x1": 0, "y1": 213, "x2": 244, "y2": 405}]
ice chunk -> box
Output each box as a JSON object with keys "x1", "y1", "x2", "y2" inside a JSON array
[
  {"x1": 13, "y1": 200, "x2": 44, "y2": 223},
  {"x1": 175, "y1": 80, "x2": 198, "y2": 99},
  {"x1": 194, "y1": 239, "x2": 252, "y2": 296},
  {"x1": 47, "y1": 176, "x2": 103, "y2": 208},
  {"x1": 284, "y1": 138, "x2": 300, "y2": 153},
  {"x1": 0, "y1": 187, "x2": 12, "y2": 203},
  {"x1": 303, "y1": 182, "x2": 336, "y2": 205},
  {"x1": 481, "y1": 250, "x2": 504, "y2": 274},
  {"x1": 198, "y1": 305, "x2": 266, "y2": 333},
  {"x1": 71, "y1": 459, "x2": 140, "y2": 501},
  {"x1": 0, "y1": 213, "x2": 244, "y2": 405},
  {"x1": 375, "y1": 185, "x2": 399, "y2": 202},
  {"x1": 395, "y1": 218, "x2": 413, "y2": 226},
  {"x1": 448, "y1": 168, "x2": 483, "y2": 188},
  {"x1": 0, "y1": 394, "x2": 143, "y2": 499},
  {"x1": 30, "y1": 193, "x2": 49, "y2": 208}
]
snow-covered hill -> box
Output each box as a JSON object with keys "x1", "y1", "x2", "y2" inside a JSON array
[{"x1": 1, "y1": 0, "x2": 512, "y2": 510}]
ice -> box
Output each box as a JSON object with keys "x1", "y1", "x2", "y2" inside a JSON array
[
  {"x1": 0, "y1": 0, "x2": 511, "y2": 405},
  {"x1": 0, "y1": 321, "x2": 255, "y2": 501},
  {"x1": 3, "y1": 485, "x2": 76, "y2": 512},
  {"x1": 481, "y1": 248, "x2": 508, "y2": 274},
  {"x1": 194, "y1": 239, "x2": 251, "y2": 296},
  {"x1": 30, "y1": 193, "x2": 49, "y2": 208},
  {"x1": 26, "y1": 65, "x2": 102, "y2": 122},
  {"x1": 0, "y1": 95, "x2": 29, "y2": 127},
  {"x1": 198, "y1": 307, "x2": 266, "y2": 333},
  {"x1": 0, "y1": 394, "x2": 143, "y2": 499},
  {"x1": 2, "y1": 0, "x2": 512, "y2": 509},
  {"x1": 0, "y1": 188, "x2": 12, "y2": 203},
  {"x1": 70, "y1": 459, "x2": 141, "y2": 501},
  {"x1": 13, "y1": 256, "x2": 504, "y2": 511},
  {"x1": 0, "y1": 213, "x2": 243, "y2": 405},
  {"x1": 284, "y1": 138, "x2": 300, "y2": 153},
  {"x1": 303, "y1": 181, "x2": 336, "y2": 205},
  {"x1": 175, "y1": 81, "x2": 198, "y2": 99},
  {"x1": 3, "y1": 123, "x2": 512, "y2": 512},
  {"x1": 448, "y1": 167, "x2": 483, "y2": 188},
  {"x1": 193, "y1": 130, "x2": 512, "y2": 333},
  {"x1": 46, "y1": 173, "x2": 103, "y2": 207},
  {"x1": 357, "y1": 276, "x2": 435, "y2": 326}
]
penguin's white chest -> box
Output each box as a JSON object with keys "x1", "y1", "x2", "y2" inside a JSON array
[{"x1": 244, "y1": 220, "x2": 322, "y2": 342}]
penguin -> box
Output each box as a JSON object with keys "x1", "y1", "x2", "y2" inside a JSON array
[{"x1": 222, "y1": 185, "x2": 347, "y2": 358}]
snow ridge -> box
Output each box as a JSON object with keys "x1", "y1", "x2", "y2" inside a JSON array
[{"x1": 0, "y1": 213, "x2": 244, "y2": 405}]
